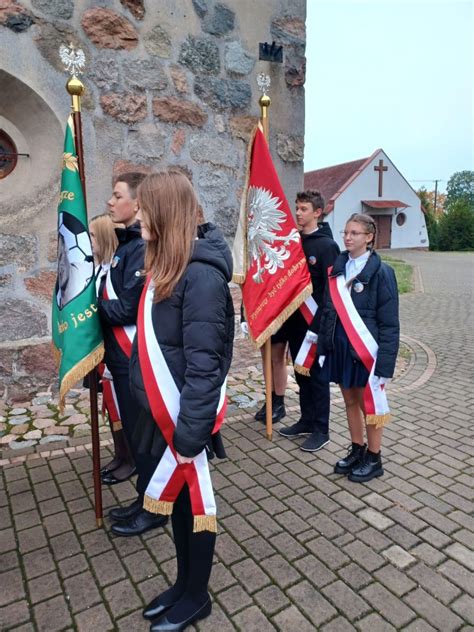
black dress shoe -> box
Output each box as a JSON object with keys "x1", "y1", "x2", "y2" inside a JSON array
[
  {"x1": 348, "y1": 451, "x2": 383, "y2": 483},
  {"x1": 150, "y1": 597, "x2": 212, "y2": 631},
  {"x1": 101, "y1": 466, "x2": 136, "y2": 485},
  {"x1": 109, "y1": 498, "x2": 143, "y2": 522},
  {"x1": 111, "y1": 509, "x2": 168, "y2": 537},
  {"x1": 143, "y1": 595, "x2": 177, "y2": 621},
  {"x1": 334, "y1": 443, "x2": 366, "y2": 474}
]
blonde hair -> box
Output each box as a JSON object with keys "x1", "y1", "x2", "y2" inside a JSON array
[
  {"x1": 89, "y1": 213, "x2": 119, "y2": 264},
  {"x1": 138, "y1": 171, "x2": 199, "y2": 302},
  {"x1": 347, "y1": 213, "x2": 376, "y2": 248}
]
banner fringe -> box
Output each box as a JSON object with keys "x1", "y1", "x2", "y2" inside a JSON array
[
  {"x1": 58, "y1": 343, "x2": 104, "y2": 413},
  {"x1": 143, "y1": 496, "x2": 174, "y2": 515},
  {"x1": 111, "y1": 420, "x2": 123, "y2": 432},
  {"x1": 193, "y1": 514, "x2": 217, "y2": 533},
  {"x1": 51, "y1": 342, "x2": 61, "y2": 369},
  {"x1": 254, "y1": 281, "x2": 313, "y2": 348},
  {"x1": 366, "y1": 413, "x2": 391, "y2": 428}
]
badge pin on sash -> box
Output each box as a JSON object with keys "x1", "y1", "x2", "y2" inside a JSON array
[
  {"x1": 353, "y1": 281, "x2": 364, "y2": 293},
  {"x1": 111, "y1": 255, "x2": 120, "y2": 268}
]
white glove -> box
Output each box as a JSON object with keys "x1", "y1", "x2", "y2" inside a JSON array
[
  {"x1": 304, "y1": 331, "x2": 318, "y2": 345},
  {"x1": 373, "y1": 376, "x2": 389, "y2": 388},
  {"x1": 240, "y1": 322, "x2": 249, "y2": 336}
]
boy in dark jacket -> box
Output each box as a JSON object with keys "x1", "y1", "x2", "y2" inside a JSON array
[
  {"x1": 99, "y1": 171, "x2": 167, "y2": 536},
  {"x1": 279, "y1": 190, "x2": 340, "y2": 452}
]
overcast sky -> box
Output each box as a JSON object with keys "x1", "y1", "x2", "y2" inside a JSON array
[{"x1": 304, "y1": 0, "x2": 473, "y2": 192}]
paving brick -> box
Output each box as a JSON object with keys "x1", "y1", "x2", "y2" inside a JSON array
[
  {"x1": 0, "y1": 550, "x2": 19, "y2": 572},
  {"x1": 356, "y1": 613, "x2": 397, "y2": 631},
  {"x1": 29, "y1": 571, "x2": 62, "y2": 604},
  {"x1": 89, "y1": 550, "x2": 126, "y2": 586},
  {"x1": 34, "y1": 595, "x2": 72, "y2": 632},
  {"x1": 288, "y1": 580, "x2": 337, "y2": 627},
  {"x1": 218, "y1": 584, "x2": 253, "y2": 615},
  {"x1": 343, "y1": 540, "x2": 385, "y2": 572},
  {"x1": 260, "y1": 554, "x2": 301, "y2": 589},
  {"x1": 357, "y1": 526, "x2": 392, "y2": 552},
  {"x1": 337, "y1": 563, "x2": 372, "y2": 591},
  {"x1": 269, "y1": 531, "x2": 306, "y2": 561},
  {"x1": 273, "y1": 509, "x2": 310, "y2": 534},
  {"x1": 411, "y1": 542, "x2": 447, "y2": 566},
  {"x1": 402, "y1": 619, "x2": 439, "y2": 632},
  {"x1": 74, "y1": 602, "x2": 113, "y2": 632},
  {"x1": 115, "y1": 608, "x2": 145, "y2": 632},
  {"x1": 322, "y1": 580, "x2": 371, "y2": 620},
  {"x1": 272, "y1": 605, "x2": 319, "y2": 632},
  {"x1": 308, "y1": 513, "x2": 345, "y2": 539},
  {"x1": 50, "y1": 532, "x2": 82, "y2": 560},
  {"x1": 453, "y1": 528, "x2": 474, "y2": 550},
  {"x1": 0, "y1": 600, "x2": 31, "y2": 630},
  {"x1": 362, "y1": 492, "x2": 393, "y2": 511},
  {"x1": 385, "y1": 506, "x2": 427, "y2": 532},
  {"x1": 210, "y1": 562, "x2": 237, "y2": 593},
  {"x1": 253, "y1": 584, "x2": 290, "y2": 616},
  {"x1": 451, "y1": 594, "x2": 474, "y2": 625},
  {"x1": 385, "y1": 524, "x2": 421, "y2": 549},
  {"x1": 445, "y1": 542, "x2": 474, "y2": 571},
  {"x1": 332, "y1": 508, "x2": 367, "y2": 531},
  {"x1": 293, "y1": 555, "x2": 337, "y2": 588},
  {"x1": 374, "y1": 564, "x2": 416, "y2": 596},
  {"x1": 230, "y1": 557, "x2": 270, "y2": 593},
  {"x1": 247, "y1": 509, "x2": 283, "y2": 538},
  {"x1": 58, "y1": 553, "x2": 90, "y2": 579},
  {"x1": 215, "y1": 532, "x2": 246, "y2": 565},
  {"x1": 43, "y1": 511, "x2": 73, "y2": 537},
  {"x1": 64, "y1": 570, "x2": 102, "y2": 614},
  {"x1": 438, "y1": 560, "x2": 474, "y2": 597},
  {"x1": 382, "y1": 545, "x2": 416, "y2": 569},
  {"x1": 103, "y1": 579, "x2": 142, "y2": 619},
  {"x1": 307, "y1": 536, "x2": 350, "y2": 570},
  {"x1": 361, "y1": 583, "x2": 416, "y2": 628},
  {"x1": 404, "y1": 587, "x2": 464, "y2": 631},
  {"x1": 122, "y1": 549, "x2": 157, "y2": 583},
  {"x1": 0, "y1": 568, "x2": 25, "y2": 607},
  {"x1": 80, "y1": 529, "x2": 113, "y2": 557},
  {"x1": 233, "y1": 605, "x2": 277, "y2": 631},
  {"x1": 10, "y1": 491, "x2": 36, "y2": 515},
  {"x1": 18, "y1": 524, "x2": 47, "y2": 553},
  {"x1": 221, "y1": 514, "x2": 258, "y2": 542}
]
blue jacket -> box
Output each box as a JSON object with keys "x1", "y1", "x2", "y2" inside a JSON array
[{"x1": 315, "y1": 250, "x2": 400, "y2": 378}]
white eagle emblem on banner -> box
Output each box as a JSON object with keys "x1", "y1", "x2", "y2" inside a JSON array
[{"x1": 247, "y1": 186, "x2": 300, "y2": 283}]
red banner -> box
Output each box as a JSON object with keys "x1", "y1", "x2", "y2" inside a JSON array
[{"x1": 240, "y1": 127, "x2": 312, "y2": 347}]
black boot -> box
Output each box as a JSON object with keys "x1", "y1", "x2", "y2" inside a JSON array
[
  {"x1": 258, "y1": 394, "x2": 286, "y2": 424},
  {"x1": 254, "y1": 392, "x2": 274, "y2": 421},
  {"x1": 334, "y1": 443, "x2": 366, "y2": 475},
  {"x1": 348, "y1": 449, "x2": 383, "y2": 482}
]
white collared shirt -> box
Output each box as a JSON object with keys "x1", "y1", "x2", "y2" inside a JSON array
[{"x1": 345, "y1": 251, "x2": 370, "y2": 281}]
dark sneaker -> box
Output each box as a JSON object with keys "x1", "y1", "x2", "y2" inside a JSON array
[
  {"x1": 348, "y1": 453, "x2": 383, "y2": 482},
  {"x1": 334, "y1": 443, "x2": 366, "y2": 475},
  {"x1": 279, "y1": 420, "x2": 313, "y2": 438},
  {"x1": 300, "y1": 431, "x2": 330, "y2": 452}
]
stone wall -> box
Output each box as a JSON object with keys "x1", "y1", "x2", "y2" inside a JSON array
[{"x1": 0, "y1": 0, "x2": 306, "y2": 401}]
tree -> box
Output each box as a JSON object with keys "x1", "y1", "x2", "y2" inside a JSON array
[
  {"x1": 446, "y1": 171, "x2": 474, "y2": 210},
  {"x1": 437, "y1": 198, "x2": 474, "y2": 251},
  {"x1": 417, "y1": 187, "x2": 439, "y2": 250}
]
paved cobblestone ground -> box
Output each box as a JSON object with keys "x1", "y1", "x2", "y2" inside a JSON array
[{"x1": 1, "y1": 251, "x2": 473, "y2": 631}]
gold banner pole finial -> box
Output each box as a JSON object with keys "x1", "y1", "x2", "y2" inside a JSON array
[{"x1": 256, "y1": 73, "x2": 273, "y2": 441}]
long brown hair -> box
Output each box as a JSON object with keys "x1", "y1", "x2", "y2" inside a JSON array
[
  {"x1": 138, "y1": 171, "x2": 199, "y2": 301},
  {"x1": 89, "y1": 213, "x2": 118, "y2": 264}
]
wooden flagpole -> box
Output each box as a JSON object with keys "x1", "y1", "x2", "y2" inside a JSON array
[
  {"x1": 259, "y1": 88, "x2": 273, "y2": 441},
  {"x1": 66, "y1": 75, "x2": 103, "y2": 528}
]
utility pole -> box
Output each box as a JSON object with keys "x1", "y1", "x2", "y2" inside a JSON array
[{"x1": 433, "y1": 179, "x2": 440, "y2": 216}]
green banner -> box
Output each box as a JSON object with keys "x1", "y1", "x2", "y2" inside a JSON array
[{"x1": 51, "y1": 116, "x2": 104, "y2": 408}]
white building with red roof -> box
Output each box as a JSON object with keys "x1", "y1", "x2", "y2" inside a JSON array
[{"x1": 304, "y1": 149, "x2": 429, "y2": 250}]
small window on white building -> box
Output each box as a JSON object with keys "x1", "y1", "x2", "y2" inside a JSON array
[
  {"x1": 396, "y1": 212, "x2": 407, "y2": 227},
  {"x1": 0, "y1": 130, "x2": 17, "y2": 179}
]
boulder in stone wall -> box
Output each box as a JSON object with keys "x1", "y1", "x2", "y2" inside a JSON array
[
  {"x1": 198, "y1": 168, "x2": 232, "y2": 206},
  {"x1": 113, "y1": 160, "x2": 153, "y2": 178},
  {"x1": 170, "y1": 66, "x2": 189, "y2": 94},
  {"x1": 17, "y1": 342, "x2": 57, "y2": 380},
  {"x1": 100, "y1": 93, "x2": 147, "y2": 124},
  {"x1": 89, "y1": 58, "x2": 120, "y2": 92},
  {"x1": 189, "y1": 133, "x2": 239, "y2": 169},
  {"x1": 24, "y1": 269, "x2": 56, "y2": 303},
  {"x1": 0, "y1": 348, "x2": 15, "y2": 378},
  {"x1": 171, "y1": 129, "x2": 186, "y2": 156},
  {"x1": 33, "y1": 20, "x2": 88, "y2": 75},
  {"x1": 215, "y1": 206, "x2": 238, "y2": 238},
  {"x1": 179, "y1": 36, "x2": 220, "y2": 75},
  {"x1": 152, "y1": 97, "x2": 207, "y2": 127},
  {"x1": 202, "y1": 3, "x2": 235, "y2": 36},
  {"x1": 0, "y1": 233, "x2": 37, "y2": 272},
  {"x1": 270, "y1": 15, "x2": 305, "y2": 46},
  {"x1": 194, "y1": 77, "x2": 251, "y2": 112},
  {"x1": 0, "y1": 299, "x2": 48, "y2": 342},
  {"x1": 0, "y1": 274, "x2": 13, "y2": 288},
  {"x1": 126, "y1": 123, "x2": 167, "y2": 162},
  {"x1": 47, "y1": 231, "x2": 57, "y2": 262},
  {"x1": 144, "y1": 24, "x2": 171, "y2": 58},
  {"x1": 224, "y1": 41, "x2": 255, "y2": 76},
  {"x1": 0, "y1": 0, "x2": 33, "y2": 31},
  {"x1": 229, "y1": 115, "x2": 258, "y2": 141},
  {"x1": 120, "y1": 0, "x2": 145, "y2": 20},
  {"x1": 81, "y1": 7, "x2": 138, "y2": 50},
  {"x1": 192, "y1": 0, "x2": 208, "y2": 18},
  {"x1": 276, "y1": 133, "x2": 304, "y2": 162},
  {"x1": 285, "y1": 49, "x2": 306, "y2": 87},
  {"x1": 122, "y1": 58, "x2": 169, "y2": 92},
  {"x1": 31, "y1": 0, "x2": 73, "y2": 20}
]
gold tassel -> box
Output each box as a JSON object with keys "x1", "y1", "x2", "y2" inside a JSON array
[
  {"x1": 143, "y1": 495, "x2": 174, "y2": 515},
  {"x1": 366, "y1": 413, "x2": 391, "y2": 428},
  {"x1": 58, "y1": 343, "x2": 104, "y2": 412},
  {"x1": 111, "y1": 420, "x2": 122, "y2": 432},
  {"x1": 51, "y1": 342, "x2": 62, "y2": 368},
  {"x1": 254, "y1": 281, "x2": 313, "y2": 348},
  {"x1": 294, "y1": 363, "x2": 310, "y2": 376},
  {"x1": 193, "y1": 514, "x2": 217, "y2": 533}
]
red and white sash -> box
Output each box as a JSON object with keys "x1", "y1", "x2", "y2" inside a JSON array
[
  {"x1": 328, "y1": 270, "x2": 390, "y2": 427},
  {"x1": 138, "y1": 277, "x2": 227, "y2": 533},
  {"x1": 102, "y1": 270, "x2": 136, "y2": 358},
  {"x1": 294, "y1": 296, "x2": 318, "y2": 376},
  {"x1": 98, "y1": 363, "x2": 122, "y2": 432}
]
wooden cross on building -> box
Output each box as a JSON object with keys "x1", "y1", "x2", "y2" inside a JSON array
[{"x1": 374, "y1": 159, "x2": 388, "y2": 197}]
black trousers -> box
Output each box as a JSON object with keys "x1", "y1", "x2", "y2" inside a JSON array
[
  {"x1": 110, "y1": 371, "x2": 160, "y2": 498},
  {"x1": 287, "y1": 315, "x2": 330, "y2": 435}
]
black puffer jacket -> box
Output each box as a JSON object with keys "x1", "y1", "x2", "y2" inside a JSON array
[
  {"x1": 129, "y1": 223, "x2": 234, "y2": 458},
  {"x1": 315, "y1": 250, "x2": 400, "y2": 378},
  {"x1": 98, "y1": 223, "x2": 145, "y2": 374}
]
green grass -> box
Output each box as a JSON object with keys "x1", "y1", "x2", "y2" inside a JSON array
[{"x1": 380, "y1": 255, "x2": 414, "y2": 294}]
